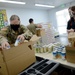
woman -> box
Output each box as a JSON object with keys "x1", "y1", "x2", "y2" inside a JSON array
[{"x1": 67, "y1": 6, "x2": 75, "y2": 33}]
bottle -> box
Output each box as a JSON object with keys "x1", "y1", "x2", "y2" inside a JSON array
[
  {"x1": 61, "y1": 47, "x2": 66, "y2": 60},
  {"x1": 58, "y1": 47, "x2": 62, "y2": 58},
  {"x1": 14, "y1": 38, "x2": 21, "y2": 46},
  {"x1": 53, "y1": 50, "x2": 58, "y2": 59}
]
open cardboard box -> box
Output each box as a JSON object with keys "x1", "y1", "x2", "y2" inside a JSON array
[
  {"x1": 0, "y1": 62, "x2": 8, "y2": 75},
  {"x1": 0, "y1": 51, "x2": 8, "y2": 75},
  {"x1": 66, "y1": 46, "x2": 75, "y2": 63},
  {"x1": 0, "y1": 35, "x2": 40, "y2": 75},
  {"x1": 68, "y1": 32, "x2": 75, "y2": 47},
  {"x1": 0, "y1": 51, "x2": 3, "y2": 63},
  {"x1": 36, "y1": 28, "x2": 45, "y2": 36},
  {"x1": 68, "y1": 32, "x2": 75, "y2": 42}
]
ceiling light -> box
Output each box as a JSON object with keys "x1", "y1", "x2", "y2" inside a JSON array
[
  {"x1": 0, "y1": 0, "x2": 26, "y2": 4},
  {"x1": 35, "y1": 4, "x2": 55, "y2": 8}
]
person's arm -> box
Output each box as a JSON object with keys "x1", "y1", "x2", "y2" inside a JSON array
[
  {"x1": 19, "y1": 25, "x2": 33, "y2": 41},
  {"x1": 67, "y1": 29, "x2": 74, "y2": 33},
  {"x1": 35, "y1": 24, "x2": 42, "y2": 28},
  {"x1": 0, "y1": 27, "x2": 8, "y2": 44},
  {"x1": 67, "y1": 21, "x2": 74, "y2": 33},
  {"x1": 0, "y1": 27, "x2": 10, "y2": 49},
  {"x1": 37, "y1": 24, "x2": 42, "y2": 28}
]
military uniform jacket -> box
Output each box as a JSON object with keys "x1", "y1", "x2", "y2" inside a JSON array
[
  {"x1": 0, "y1": 25, "x2": 33, "y2": 44},
  {"x1": 27, "y1": 24, "x2": 37, "y2": 34}
]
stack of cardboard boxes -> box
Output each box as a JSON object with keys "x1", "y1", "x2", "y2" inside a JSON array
[
  {"x1": 66, "y1": 32, "x2": 75, "y2": 63},
  {"x1": 0, "y1": 35, "x2": 39, "y2": 75}
]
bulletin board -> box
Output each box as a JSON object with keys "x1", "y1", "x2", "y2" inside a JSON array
[{"x1": 0, "y1": 9, "x2": 8, "y2": 29}]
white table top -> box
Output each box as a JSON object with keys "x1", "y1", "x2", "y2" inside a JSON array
[{"x1": 35, "y1": 53, "x2": 75, "y2": 69}]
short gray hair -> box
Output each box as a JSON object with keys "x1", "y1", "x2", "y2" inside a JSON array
[{"x1": 10, "y1": 15, "x2": 20, "y2": 21}]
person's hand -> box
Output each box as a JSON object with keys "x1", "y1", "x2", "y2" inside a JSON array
[
  {"x1": 67, "y1": 29, "x2": 74, "y2": 33},
  {"x1": 17, "y1": 34, "x2": 25, "y2": 43},
  {"x1": 70, "y1": 28, "x2": 74, "y2": 32},
  {"x1": 1, "y1": 41, "x2": 10, "y2": 50}
]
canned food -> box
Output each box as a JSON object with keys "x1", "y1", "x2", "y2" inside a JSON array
[
  {"x1": 53, "y1": 50, "x2": 58, "y2": 59},
  {"x1": 61, "y1": 52, "x2": 66, "y2": 60}
]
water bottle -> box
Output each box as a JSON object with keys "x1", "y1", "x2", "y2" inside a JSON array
[
  {"x1": 14, "y1": 38, "x2": 21, "y2": 46},
  {"x1": 53, "y1": 50, "x2": 58, "y2": 59},
  {"x1": 61, "y1": 47, "x2": 66, "y2": 60}
]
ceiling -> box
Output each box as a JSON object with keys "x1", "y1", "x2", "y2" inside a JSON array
[{"x1": 0, "y1": 0, "x2": 75, "y2": 10}]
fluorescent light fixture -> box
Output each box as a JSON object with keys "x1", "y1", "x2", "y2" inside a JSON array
[
  {"x1": 35, "y1": 4, "x2": 55, "y2": 8},
  {"x1": 0, "y1": 0, "x2": 26, "y2": 4}
]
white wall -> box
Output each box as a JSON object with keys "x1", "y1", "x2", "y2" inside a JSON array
[
  {"x1": 0, "y1": 7, "x2": 49, "y2": 26},
  {"x1": 48, "y1": 1, "x2": 75, "y2": 29}
]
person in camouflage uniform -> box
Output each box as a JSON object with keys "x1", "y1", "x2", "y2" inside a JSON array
[
  {"x1": 27, "y1": 18, "x2": 42, "y2": 34},
  {"x1": 0, "y1": 15, "x2": 33, "y2": 49}
]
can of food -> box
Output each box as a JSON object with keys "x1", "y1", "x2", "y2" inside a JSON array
[
  {"x1": 52, "y1": 50, "x2": 58, "y2": 59},
  {"x1": 36, "y1": 47, "x2": 39, "y2": 53},
  {"x1": 61, "y1": 51, "x2": 66, "y2": 60},
  {"x1": 57, "y1": 47, "x2": 62, "y2": 58},
  {"x1": 61, "y1": 47, "x2": 66, "y2": 60},
  {"x1": 43, "y1": 45, "x2": 46, "y2": 53},
  {"x1": 40, "y1": 47, "x2": 43, "y2": 53}
]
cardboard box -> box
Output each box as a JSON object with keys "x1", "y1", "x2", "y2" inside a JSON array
[
  {"x1": 0, "y1": 52, "x2": 3, "y2": 63},
  {"x1": 5, "y1": 43, "x2": 36, "y2": 75},
  {"x1": 0, "y1": 63, "x2": 8, "y2": 75},
  {"x1": 36, "y1": 28, "x2": 45, "y2": 36},
  {"x1": 70, "y1": 41, "x2": 75, "y2": 47},
  {"x1": 30, "y1": 35, "x2": 41, "y2": 43},
  {"x1": 2, "y1": 42, "x2": 34, "y2": 61},
  {"x1": 68, "y1": 32, "x2": 75, "y2": 41},
  {"x1": 68, "y1": 32, "x2": 75, "y2": 47},
  {"x1": 0, "y1": 35, "x2": 40, "y2": 75},
  {"x1": 66, "y1": 46, "x2": 75, "y2": 63},
  {"x1": 1, "y1": 43, "x2": 36, "y2": 75}
]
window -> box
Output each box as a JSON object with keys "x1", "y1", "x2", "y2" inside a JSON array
[{"x1": 56, "y1": 9, "x2": 70, "y2": 34}]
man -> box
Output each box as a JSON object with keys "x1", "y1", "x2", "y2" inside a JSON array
[
  {"x1": 0, "y1": 15, "x2": 33, "y2": 49},
  {"x1": 27, "y1": 18, "x2": 42, "y2": 34},
  {"x1": 67, "y1": 6, "x2": 75, "y2": 33}
]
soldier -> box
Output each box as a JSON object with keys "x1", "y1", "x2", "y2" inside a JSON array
[
  {"x1": 27, "y1": 18, "x2": 42, "y2": 34},
  {"x1": 0, "y1": 15, "x2": 33, "y2": 49}
]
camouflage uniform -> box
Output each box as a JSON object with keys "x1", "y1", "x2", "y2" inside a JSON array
[
  {"x1": 27, "y1": 24, "x2": 37, "y2": 34},
  {"x1": 0, "y1": 25, "x2": 33, "y2": 44}
]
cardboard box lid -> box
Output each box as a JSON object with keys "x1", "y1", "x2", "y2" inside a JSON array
[
  {"x1": 66, "y1": 46, "x2": 75, "y2": 51},
  {"x1": 29, "y1": 35, "x2": 40, "y2": 43},
  {"x1": 68, "y1": 32, "x2": 75, "y2": 39},
  {"x1": 23, "y1": 35, "x2": 40, "y2": 43}
]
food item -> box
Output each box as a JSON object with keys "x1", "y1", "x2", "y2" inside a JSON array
[{"x1": 14, "y1": 38, "x2": 21, "y2": 46}]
